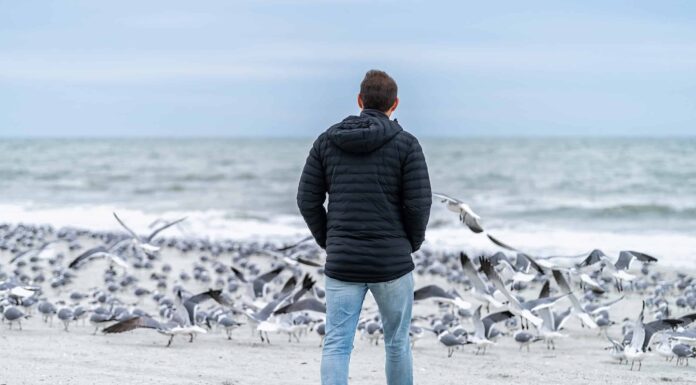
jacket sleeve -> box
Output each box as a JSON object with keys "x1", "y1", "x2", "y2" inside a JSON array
[
  {"x1": 297, "y1": 137, "x2": 328, "y2": 249},
  {"x1": 401, "y1": 137, "x2": 432, "y2": 251}
]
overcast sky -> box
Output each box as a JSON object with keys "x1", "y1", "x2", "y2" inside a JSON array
[{"x1": 1, "y1": 0, "x2": 695, "y2": 137}]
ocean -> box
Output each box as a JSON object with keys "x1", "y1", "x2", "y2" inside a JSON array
[{"x1": 1, "y1": 137, "x2": 694, "y2": 266}]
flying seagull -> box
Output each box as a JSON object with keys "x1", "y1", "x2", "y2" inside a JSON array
[
  {"x1": 479, "y1": 257, "x2": 543, "y2": 327},
  {"x1": 432, "y1": 193, "x2": 484, "y2": 233},
  {"x1": 103, "y1": 288, "x2": 225, "y2": 346},
  {"x1": 113, "y1": 212, "x2": 186, "y2": 252}
]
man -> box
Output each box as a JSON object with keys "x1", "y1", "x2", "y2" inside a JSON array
[{"x1": 297, "y1": 69, "x2": 432, "y2": 385}]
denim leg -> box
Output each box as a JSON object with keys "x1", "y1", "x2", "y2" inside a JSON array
[
  {"x1": 369, "y1": 272, "x2": 414, "y2": 385},
  {"x1": 321, "y1": 276, "x2": 368, "y2": 385}
]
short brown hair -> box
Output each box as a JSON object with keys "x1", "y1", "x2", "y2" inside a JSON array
[{"x1": 359, "y1": 70, "x2": 398, "y2": 112}]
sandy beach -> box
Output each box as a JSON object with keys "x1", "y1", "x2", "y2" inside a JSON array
[{"x1": 1, "y1": 230, "x2": 695, "y2": 385}]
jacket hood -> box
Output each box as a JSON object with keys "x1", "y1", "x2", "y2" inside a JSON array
[{"x1": 327, "y1": 109, "x2": 403, "y2": 154}]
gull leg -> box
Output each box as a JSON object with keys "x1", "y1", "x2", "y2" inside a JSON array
[
  {"x1": 167, "y1": 335, "x2": 174, "y2": 347},
  {"x1": 630, "y1": 361, "x2": 634, "y2": 371},
  {"x1": 189, "y1": 333, "x2": 194, "y2": 343}
]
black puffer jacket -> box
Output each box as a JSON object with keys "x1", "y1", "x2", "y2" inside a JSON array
[{"x1": 297, "y1": 109, "x2": 432, "y2": 282}]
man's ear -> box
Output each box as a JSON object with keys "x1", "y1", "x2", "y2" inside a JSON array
[
  {"x1": 357, "y1": 94, "x2": 364, "y2": 109},
  {"x1": 388, "y1": 97, "x2": 399, "y2": 114}
]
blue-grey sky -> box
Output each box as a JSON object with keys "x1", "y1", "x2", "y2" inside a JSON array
[{"x1": 1, "y1": 0, "x2": 695, "y2": 137}]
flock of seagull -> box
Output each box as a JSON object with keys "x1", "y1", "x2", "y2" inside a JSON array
[{"x1": 1, "y1": 193, "x2": 696, "y2": 373}]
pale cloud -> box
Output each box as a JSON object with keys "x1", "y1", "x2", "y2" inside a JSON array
[{"x1": 1, "y1": 41, "x2": 694, "y2": 84}]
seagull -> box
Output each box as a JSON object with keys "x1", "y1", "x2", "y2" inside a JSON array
[
  {"x1": 435, "y1": 329, "x2": 470, "y2": 358},
  {"x1": 244, "y1": 274, "x2": 315, "y2": 343},
  {"x1": 551, "y1": 269, "x2": 597, "y2": 328},
  {"x1": 514, "y1": 330, "x2": 542, "y2": 352},
  {"x1": 413, "y1": 284, "x2": 472, "y2": 311},
  {"x1": 103, "y1": 288, "x2": 225, "y2": 346},
  {"x1": 216, "y1": 315, "x2": 245, "y2": 340},
  {"x1": 409, "y1": 325, "x2": 425, "y2": 348},
  {"x1": 578, "y1": 250, "x2": 658, "y2": 291},
  {"x1": 624, "y1": 301, "x2": 677, "y2": 370},
  {"x1": 672, "y1": 344, "x2": 696, "y2": 366},
  {"x1": 231, "y1": 265, "x2": 286, "y2": 298},
  {"x1": 68, "y1": 240, "x2": 130, "y2": 271},
  {"x1": 479, "y1": 257, "x2": 543, "y2": 327},
  {"x1": 520, "y1": 280, "x2": 570, "y2": 314},
  {"x1": 459, "y1": 253, "x2": 504, "y2": 309},
  {"x1": 113, "y1": 212, "x2": 186, "y2": 253},
  {"x1": 606, "y1": 335, "x2": 627, "y2": 364},
  {"x1": 57, "y1": 308, "x2": 74, "y2": 331},
  {"x1": 3, "y1": 306, "x2": 29, "y2": 330},
  {"x1": 432, "y1": 193, "x2": 484, "y2": 233},
  {"x1": 470, "y1": 305, "x2": 514, "y2": 355},
  {"x1": 538, "y1": 304, "x2": 572, "y2": 350}
]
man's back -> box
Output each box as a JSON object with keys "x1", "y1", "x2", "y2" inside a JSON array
[
  {"x1": 297, "y1": 108, "x2": 432, "y2": 283},
  {"x1": 297, "y1": 69, "x2": 430, "y2": 385}
]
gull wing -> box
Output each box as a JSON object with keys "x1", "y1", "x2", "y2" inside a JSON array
[
  {"x1": 290, "y1": 274, "x2": 316, "y2": 303},
  {"x1": 552, "y1": 269, "x2": 597, "y2": 328},
  {"x1": 576, "y1": 249, "x2": 608, "y2": 268},
  {"x1": 631, "y1": 303, "x2": 647, "y2": 351},
  {"x1": 175, "y1": 290, "x2": 193, "y2": 326},
  {"x1": 459, "y1": 253, "x2": 492, "y2": 295},
  {"x1": 68, "y1": 245, "x2": 108, "y2": 268},
  {"x1": 553, "y1": 307, "x2": 573, "y2": 330},
  {"x1": 102, "y1": 316, "x2": 163, "y2": 334},
  {"x1": 230, "y1": 266, "x2": 248, "y2": 283},
  {"x1": 472, "y1": 306, "x2": 485, "y2": 339},
  {"x1": 273, "y1": 298, "x2": 326, "y2": 315},
  {"x1": 482, "y1": 310, "x2": 514, "y2": 337},
  {"x1": 432, "y1": 192, "x2": 460, "y2": 204},
  {"x1": 291, "y1": 254, "x2": 323, "y2": 267},
  {"x1": 461, "y1": 209, "x2": 484, "y2": 233},
  {"x1": 113, "y1": 212, "x2": 140, "y2": 240},
  {"x1": 274, "y1": 235, "x2": 313, "y2": 252},
  {"x1": 479, "y1": 257, "x2": 521, "y2": 308},
  {"x1": 643, "y1": 319, "x2": 684, "y2": 352},
  {"x1": 10, "y1": 241, "x2": 54, "y2": 263},
  {"x1": 414, "y1": 284, "x2": 454, "y2": 302},
  {"x1": 255, "y1": 266, "x2": 285, "y2": 284},
  {"x1": 624, "y1": 250, "x2": 658, "y2": 264},
  {"x1": 146, "y1": 217, "x2": 186, "y2": 242},
  {"x1": 487, "y1": 234, "x2": 518, "y2": 251},
  {"x1": 279, "y1": 276, "x2": 298, "y2": 297},
  {"x1": 678, "y1": 313, "x2": 696, "y2": 327}
]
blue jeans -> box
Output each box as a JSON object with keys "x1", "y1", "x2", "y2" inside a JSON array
[{"x1": 321, "y1": 272, "x2": 414, "y2": 385}]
